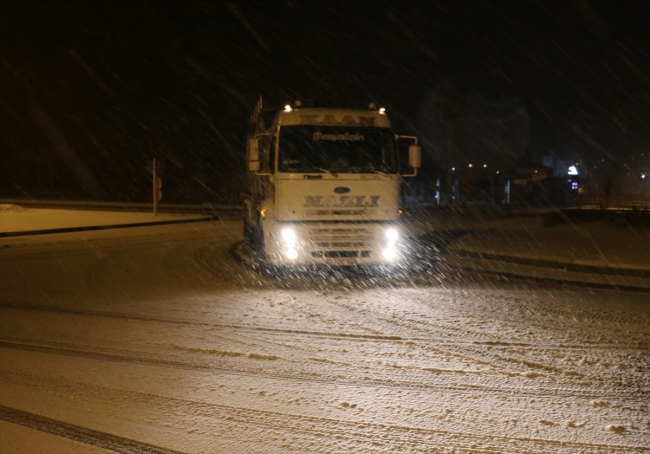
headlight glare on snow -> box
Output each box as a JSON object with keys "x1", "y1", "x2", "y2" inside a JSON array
[{"x1": 286, "y1": 248, "x2": 298, "y2": 260}]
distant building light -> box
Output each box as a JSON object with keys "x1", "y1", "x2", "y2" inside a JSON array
[
  {"x1": 483, "y1": 164, "x2": 487, "y2": 168},
  {"x1": 568, "y1": 166, "x2": 578, "y2": 175},
  {"x1": 642, "y1": 173, "x2": 647, "y2": 179},
  {"x1": 469, "y1": 163, "x2": 473, "y2": 168},
  {"x1": 496, "y1": 171, "x2": 500, "y2": 174},
  {"x1": 571, "y1": 182, "x2": 579, "y2": 190},
  {"x1": 452, "y1": 167, "x2": 456, "y2": 171}
]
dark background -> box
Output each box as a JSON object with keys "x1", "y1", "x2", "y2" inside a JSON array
[{"x1": 1, "y1": 1, "x2": 649, "y2": 202}]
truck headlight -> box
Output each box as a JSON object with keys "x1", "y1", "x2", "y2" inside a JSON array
[
  {"x1": 383, "y1": 228, "x2": 399, "y2": 260},
  {"x1": 385, "y1": 228, "x2": 399, "y2": 242},
  {"x1": 281, "y1": 228, "x2": 296, "y2": 248},
  {"x1": 383, "y1": 247, "x2": 397, "y2": 261},
  {"x1": 286, "y1": 249, "x2": 298, "y2": 260}
]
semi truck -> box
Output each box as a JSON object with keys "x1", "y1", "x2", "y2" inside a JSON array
[{"x1": 243, "y1": 97, "x2": 421, "y2": 268}]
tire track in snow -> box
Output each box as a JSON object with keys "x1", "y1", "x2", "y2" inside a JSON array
[
  {"x1": 315, "y1": 295, "x2": 583, "y2": 377},
  {"x1": 2, "y1": 302, "x2": 648, "y2": 386},
  {"x1": 1, "y1": 338, "x2": 647, "y2": 403},
  {"x1": 0, "y1": 405, "x2": 186, "y2": 454},
  {"x1": 315, "y1": 293, "x2": 650, "y2": 381},
  {"x1": 0, "y1": 382, "x2": 644, "y2": 454},
  {"x1": 2, "y1": 302, "x2": 647, "y2": 350},
  {"x1": 0, "y1": 302, "x2": 406, "y2": 341},
  {"x1": 3, "y1": 367, "x2": 648, "y2": 454}
]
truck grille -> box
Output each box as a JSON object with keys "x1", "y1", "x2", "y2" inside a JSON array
[
  {"x1": 321, "y1": 251, "x2": 358, "y2": 258},
  {"x1": 307, "y1": 227, "x2": 372, "y2": 259}
]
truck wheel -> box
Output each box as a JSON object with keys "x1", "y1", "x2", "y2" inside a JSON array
[
  {"x1": 242, "y1": 201, "x2": 255, "y2": 247},
  {"x1": 243, "y1": 214, "x2": 252, "y2": 245},
  {"x1": 252, "y1": 224, "x2": 266, "y2": 261}
]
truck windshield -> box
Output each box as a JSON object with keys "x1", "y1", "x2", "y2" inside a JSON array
[{"x1": 278, "y1": 126, "x2": 397, "y2": 174}]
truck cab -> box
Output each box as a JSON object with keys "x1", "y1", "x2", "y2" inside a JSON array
[{"x1": 244, "y1": 99, "x2": 420, "y2": 267}]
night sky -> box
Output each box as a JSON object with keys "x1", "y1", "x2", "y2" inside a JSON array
[{"x1": 2, "y1": 1, "x2": 649, "y2": 201}]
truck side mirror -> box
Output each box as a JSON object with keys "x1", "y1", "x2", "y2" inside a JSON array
[
  {"x1": 248, "y1": 138, "x2": 260, "y2": 161},
  {"x1": 408, "y1": 145, "x2": 421, "y2": 169},
  {"x1": 248, "y1": 138, "x2": 260, "y2": 171}
]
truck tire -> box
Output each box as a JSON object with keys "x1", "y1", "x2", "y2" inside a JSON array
[
  {"x1": 243, "y1": 213, "x2": 252, "y2": 245},
  {"x1": 252, "y1": 223, "x2": 266, "y2": 261}
]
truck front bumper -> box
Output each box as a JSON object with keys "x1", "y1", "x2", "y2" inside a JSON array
[{"x1": 263, "y1": 222, "x2": 405, "y2": 267}]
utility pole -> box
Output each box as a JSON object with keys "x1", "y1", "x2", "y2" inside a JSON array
[
  {"x1": 147, "y1": 158, "x2": 164, "y2": 215},
  {"x1": 153, "y1": 158, "x2": 158, "y2": 216},
  {"x1": 152, "y1": 158, "x2": 162, "y2": 216}
]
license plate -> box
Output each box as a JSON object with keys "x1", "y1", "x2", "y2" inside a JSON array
[{"x1": 327, "y1": 258, "x2": 356, "y2": 266}]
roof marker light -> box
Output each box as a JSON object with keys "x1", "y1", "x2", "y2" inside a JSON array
[
  {"x1": 284, "y1": 104, "x2": 292, "y2": 112},
  {"x1": 379, "y1": 107, "x2": 386, "y2": 114}
]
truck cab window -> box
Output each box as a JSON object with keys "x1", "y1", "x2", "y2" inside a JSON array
[{"x1": 278, "y1": 126, "x2": 396, "y2": 174}]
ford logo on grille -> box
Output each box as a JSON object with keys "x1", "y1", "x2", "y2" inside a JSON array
[{"x1": 333, "y1": 187, "x2": 350, "y2": 194}]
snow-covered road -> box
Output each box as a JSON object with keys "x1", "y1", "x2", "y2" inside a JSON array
[{"x1": 0, "y1": 221, "x2": 648, "y2": 453}]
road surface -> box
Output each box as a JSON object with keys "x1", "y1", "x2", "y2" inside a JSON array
[{"x1": 0, "y1": 221, "x2": 648, "y2": 453}]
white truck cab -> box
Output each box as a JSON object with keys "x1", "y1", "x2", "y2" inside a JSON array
[{"x1": 244, "y1": 98, "x2": 420, "y2": 267}]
